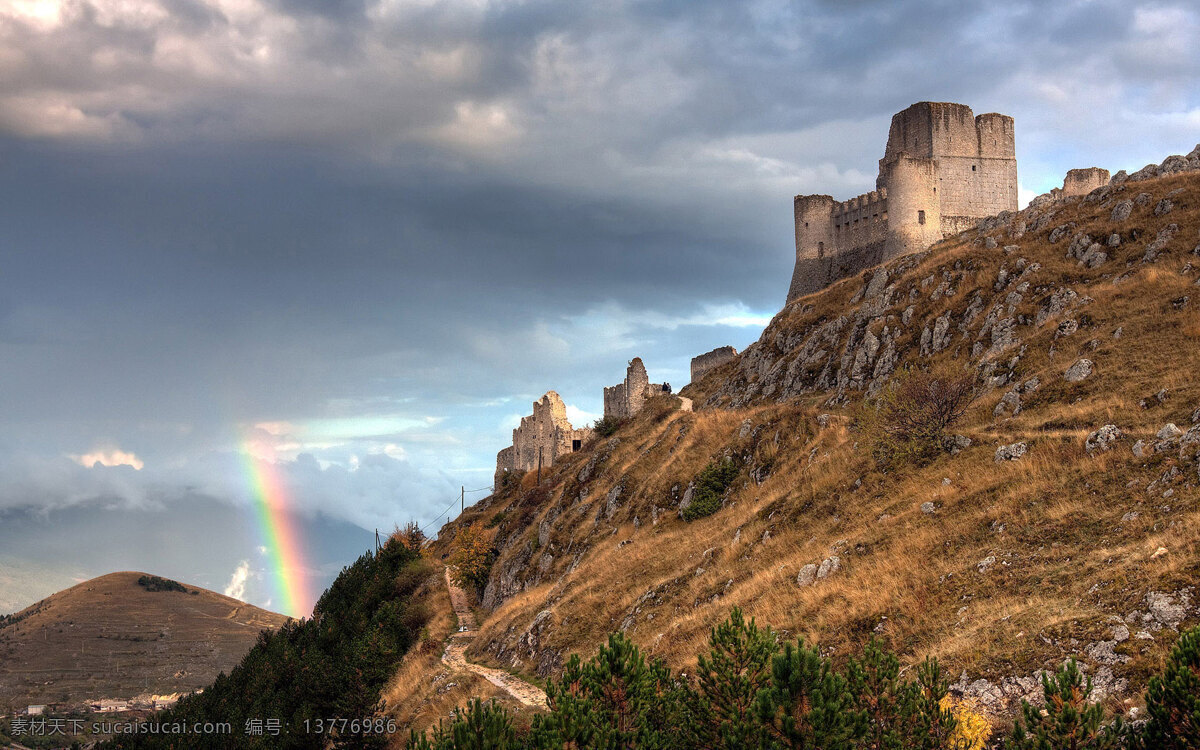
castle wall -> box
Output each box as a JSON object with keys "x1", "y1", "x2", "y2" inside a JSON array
[
  {"x1": 690, "y1": 346, "x2": 738, "y2": 383},
  {"x1": 831, "y1": 190, "x2": 889, "y2": 256},
  {"x1": 603, "y1": 357, "x2": 664, "y2": 419},
  {"x1": 1062, "y1": 167, "x2": 1109, "y2": 197},
  {"x1": 789, "y1": 242, "x2": 892, "y2": 300}
]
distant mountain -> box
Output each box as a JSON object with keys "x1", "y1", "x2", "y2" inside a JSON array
[{"x1": 0, "y1": 571, "x2": 287, "y2": 708}]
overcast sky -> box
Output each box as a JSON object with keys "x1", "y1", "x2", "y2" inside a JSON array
[{"x1": 1, "y1": 0, "x2": 1198, "y2": 614}]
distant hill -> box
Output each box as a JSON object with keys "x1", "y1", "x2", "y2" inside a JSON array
[{"x1": 0, "y1": 571, "x2": 287, "y2": 708}]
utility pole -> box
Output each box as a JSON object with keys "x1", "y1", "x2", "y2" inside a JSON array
[
  {"x1": 375, "y1": 529, "x2": 380, "y2": 554},
  {"x1": 537, "y1": 446, "x2": 543, "y2": 484},
  {"x1": 460, "y1": 486, "x2": 464, "y2": 515}
]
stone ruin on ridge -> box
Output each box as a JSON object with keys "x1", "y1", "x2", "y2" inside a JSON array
[
  {"x1": 494, "y1": 391, "x2": 593, "y2": 487},
  {"x1": 690, "y1": 346, "x2": 738, "y2": 383},
  {"x1": 603, "y1": 357, "x2": 670, "y2": 420}
]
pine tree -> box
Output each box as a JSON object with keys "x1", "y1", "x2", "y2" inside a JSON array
[
  {"x1": 691, "y1": 607, "x2": 780, "y2": 749},
  {"x1": 1139, "y1": 624, "x2": 1200, "y2": 750},
  {"x1": 903, "y1": 657, "x2": 965, "y2": 750},
  {"x1": 755, "y1": 639, "x2": 864, "y2": 750},
  {"x1": 531, "y1": 632, "x2": 686, "y2": 749},
  {"x1": 846, "y1": 637, "x2": 908, "y2": 749},
  {"x1": 410, "y1": 699, "x2": 517, "y2": 750},
  {"x1": 1007, "y1": 658, "x2": 1124, "y2": 750}
]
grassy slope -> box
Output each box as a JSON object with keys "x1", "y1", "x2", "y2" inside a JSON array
[
  {"x1": 0, "y1": 572, "x2": 288, "y2": 708},
  {"x1": 416, "y1": 171, "x2": 1200, "y2": 729}
]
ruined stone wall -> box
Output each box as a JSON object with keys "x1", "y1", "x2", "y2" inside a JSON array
[
  {"x1": 1062, "y1": 168, "x2": 1110, "y2": 197},
  {"x1": 494, "y1": 446, "x2": 515, "y2": 487},
  {"x1": 690, "y1": 346, "x2": 739, "y2": 383},
  {"x1": 495, "y1": 391, "x2": 592, "y2": 485},
  {"x1": 603, "y1": 357, "x2": 664, "y2": 419}
]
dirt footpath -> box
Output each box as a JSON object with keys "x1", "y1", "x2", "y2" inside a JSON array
[{"x1": 441, "y1": 568, "x2": 547, "y2": 709}]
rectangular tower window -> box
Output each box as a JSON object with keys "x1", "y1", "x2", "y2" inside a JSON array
[
  {"x1": 572, "y1": 439, "x2": 582, "y2": 451},
  {"x1": 818, "y1": 241, "x2": 824, "y2": 258},
  {"x1": 918, "y1": 210, "x2": 926, "y2": 225}
]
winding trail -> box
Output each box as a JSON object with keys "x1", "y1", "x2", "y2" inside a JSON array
[
  {"x1": 677, "y1": 395, "x2": 693, "y2": 412},
  {"x1": 441, "y1": 568, "x2": 547, "y2": 709}
]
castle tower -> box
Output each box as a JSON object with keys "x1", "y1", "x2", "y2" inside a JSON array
[{"x1": 787, "y1": 102, "x2": 1017, "y2": 304}]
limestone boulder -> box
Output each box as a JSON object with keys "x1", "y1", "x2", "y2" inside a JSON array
[
  {"x1": 995, "y1": 442, "x2": 1028, "y2": 462},
  {"x1": 1064, "y1": 359, "x2": 1094, "y2": 382},
  {"x1": 1085, "y1": 425, "x2": 1124, "y2": 454}
]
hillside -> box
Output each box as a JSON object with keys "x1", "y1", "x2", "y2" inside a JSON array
[
  {"x1": 0, "y1": 571, "x2": 287, "y2": 709},
  {"x1": 400, "y1": 160, "x2": 1200, "y2": 735}
]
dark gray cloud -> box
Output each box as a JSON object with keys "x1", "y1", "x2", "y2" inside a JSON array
[{"x1": 1, "y1": 0, "x2": 1198, "y2": 611}]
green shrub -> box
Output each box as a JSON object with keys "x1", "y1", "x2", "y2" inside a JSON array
[
  {"x1": 682, "y1": 457, "x2": 739, "y2": 521},
  {"x1": 136, "y1": 575, "x2": 189, "y2": 593},
  {"x1": 857, "y1": 366, "x2": 975, "y2": 470},
  {"x1": 591, "y1": 415, "x2": 624, "y2": 438},
  {"x1": 691, "y1": 607, "x2": 778, "y2": 748},
  {"x1": 409, "y1": 699, "x2": 518, "y2": 750}
]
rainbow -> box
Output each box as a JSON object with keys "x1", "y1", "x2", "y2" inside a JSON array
[{"x1": 239, "y1": 446, "x2": 311, "y2": 619}]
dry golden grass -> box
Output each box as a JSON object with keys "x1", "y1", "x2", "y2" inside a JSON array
[{"x1": 416, "y1": 172, "x2": 1200, "y2": 730}]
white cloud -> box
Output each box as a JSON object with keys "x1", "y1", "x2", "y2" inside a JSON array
[
  {"x1": 223, "y1": 560, "x2": 250, "y2": 600},
  {"x1": 565, "y1": 404, "x2": 600, "y2": 427},
  {"x1": 70, "y1": 447, "x2": 144, "y2": 470}
]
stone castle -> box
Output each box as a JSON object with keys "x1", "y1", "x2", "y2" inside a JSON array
[{"x1": 788, "y1": 102, "x2": 1018, "y2": 302}]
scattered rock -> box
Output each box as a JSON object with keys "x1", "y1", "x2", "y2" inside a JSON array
[
  {"x1": 977, "y1": 555, "x2": 997, "y2": 573},
  {"x1": 1143, "y1": 224, "x2": 1178, "y2": 262},
  {"x1": 1145, "y1": 591, "x2": 1189, "y2": 626},
  {"x1": 921, "y1": 502, "x2": 936, "y2": 515},
  {"x1": 1157, "y1": 423, "x2": 1183, "y2": 441},
  {"x1": 1110, "y1": 200, "x2": 1133, "y2": 222},
  {"x1": 1085, "y1": 425, "x2": 1123, "y2": 453},
  {"x1": 1064, "y1": 359, "x2": 1094, "y2": 382},
  {"x1": 994, "y1": 389, "x2": 1021, "y2": 418},
  {"x1": 1154, "y1": 199, "x2": 1174, "y2": 216},
  {"x1": 816, "y1": 556, "x2": 841, "y2": 580},
  {"x1": 1049, "y1": 224, "x2": 1074, "y2": 243},
  {"x1": 995, "y1": 442, "x2": 1028, "y2": 462},
  {"x1": 678, "y1": 483, "x2": 695, "y2": 515},
  {"x1": 946, "y1": 435, "x2": 972, "y2": 454},
  {"x1": 796, "y1": 564, "x2": 818, "y2": 587}
]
